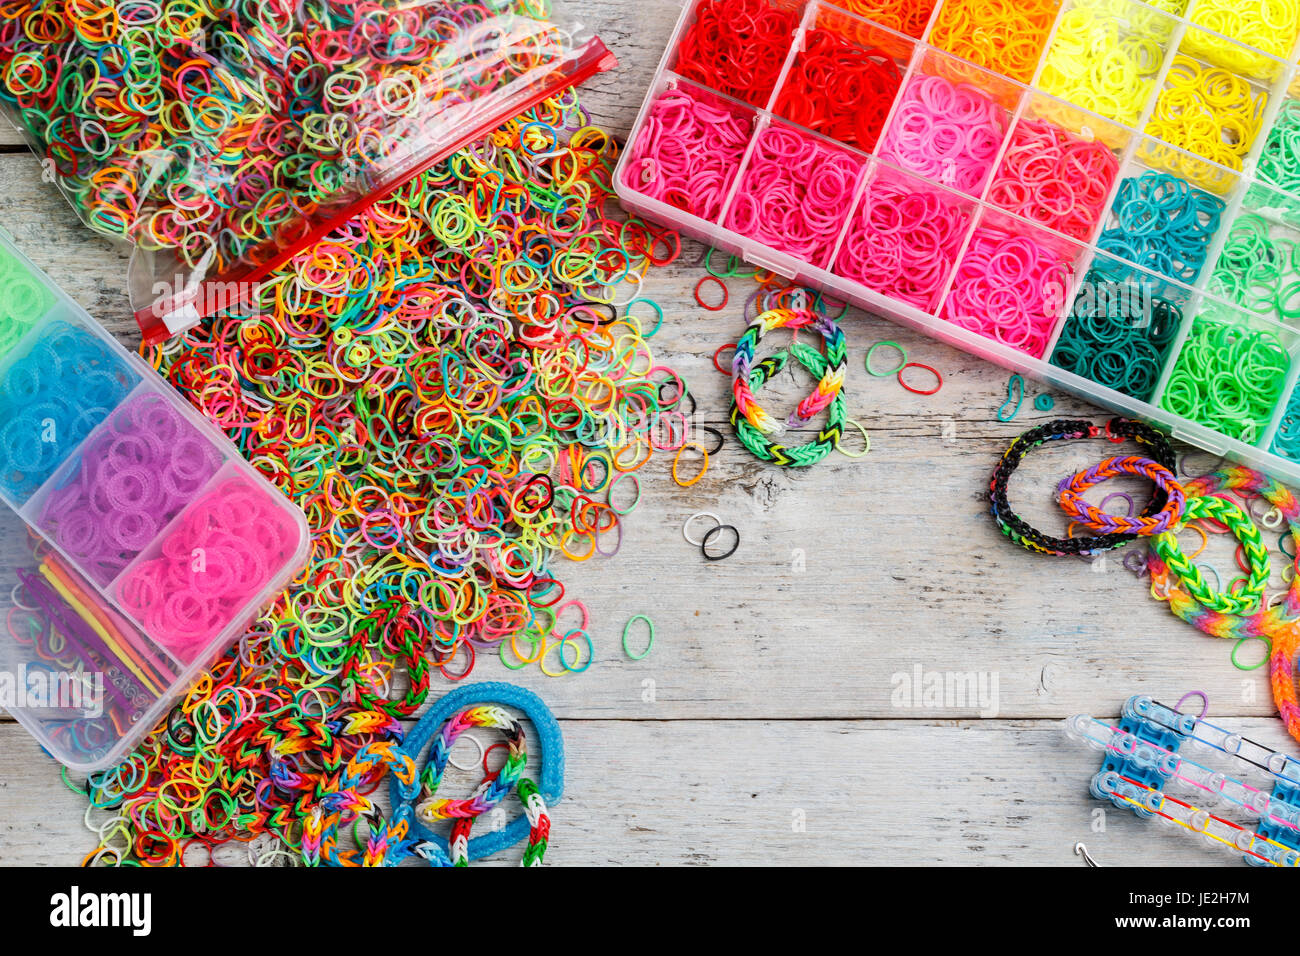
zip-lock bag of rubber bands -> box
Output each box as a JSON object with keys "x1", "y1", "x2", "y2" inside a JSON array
[
  {"x1": 0, "y1": 231, "x2": 310, "y2": 771},
  {"x1": 0, "y1": 0, "x2": 615, "y2": 344}
]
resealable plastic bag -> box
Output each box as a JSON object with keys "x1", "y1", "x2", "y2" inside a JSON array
[{"x1": 0, "y1": 0, "x2": 615, "y2": 343}]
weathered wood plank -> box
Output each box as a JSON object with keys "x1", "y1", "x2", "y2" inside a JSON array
[
  {"x1": 0, "y1": 0, "x2": 1296, "y2": 867},
  {"x1": 0, "y1": 718, "x2": 1286, "y2": 866}
]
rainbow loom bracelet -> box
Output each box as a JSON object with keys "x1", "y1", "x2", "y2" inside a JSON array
[{"x1": 989, "y1": 418, "x2": 1177, "y2": 556}]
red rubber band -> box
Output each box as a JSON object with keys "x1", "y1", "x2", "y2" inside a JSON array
[
  {"x1": 713, "y1": 342, "x2": 737, "y2": 375},
  {"x1": 695, "y1": 275, "x2": 730, "y2": 311},
  {"x1": 897, "y1": 362, "x2": 943, "y2": 395},
  {"x1": 482, "y1": 742, "x2": 507, "y2": 777}
]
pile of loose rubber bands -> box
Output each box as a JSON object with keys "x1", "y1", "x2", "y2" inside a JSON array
[
  {"x1": 67, "y1": 90, "x2": 681, "y2": 865},
  {"x1": 990, "y1": 417, "x2": 1300, "y2": 745},
  {"x1": 0, "y1": 0, "x2": 589, "y2": 278}
]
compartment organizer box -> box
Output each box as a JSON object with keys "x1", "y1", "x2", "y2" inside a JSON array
[
  {"x1": 615, "y1": 0, "x2": 1300, "y2": 484},
  {"x1": 0, "y1": 232, "x2": 309, "y2": 771}
]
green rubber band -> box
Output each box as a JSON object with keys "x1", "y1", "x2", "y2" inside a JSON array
[
  {"x1": 865, "y1": 340, "x2": 907, "y2": 377},
  {"x1": 625, "y1": 297, "x2": 664, "y2": 338},
  {"x1": 836, "y1": 418, "x2": 871, "y2": 457},
  {"x1": 622, "y1": 614, "x2": 654, "y2": 660},
  {"x1": 1230, "y1": 634, "x2": 1270, "y2": 671},
  {"x1": 499, "y1": 633, "x2": 542, "y2": 671}
]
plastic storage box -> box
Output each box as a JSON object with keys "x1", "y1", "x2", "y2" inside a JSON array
[
  {"x1": 0, "y1": 234, "x2": 309, "y2": 771},
  {"x1": 615, "y1": 0, "x2": 1300, "y2": 484}
]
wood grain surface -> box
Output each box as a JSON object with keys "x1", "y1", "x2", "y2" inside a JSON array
[{"x1": 0, "y1": 0, "x2": 1288, "y2": 866}]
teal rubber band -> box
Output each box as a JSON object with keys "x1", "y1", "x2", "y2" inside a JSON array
[
  {"x1": 997, "y1": 374, "x2": 1025, "y2": 422},
  {"x1": 625, "y1": 297, "x2": 664, "y2": 338},
  {"x1": 865, "y1": 340, "x2": 907, "y2": 377},
  {"x1": 1033, "y1": 393, "x2": 1054, "y2": 410},
  {"x1": 558, "y1": 628, "x2": 593, "y2": 673}
]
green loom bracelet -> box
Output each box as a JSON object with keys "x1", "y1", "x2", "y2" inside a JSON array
[{"x1": 1152, "y1": 495, "x2": 1270, "y2": 615}]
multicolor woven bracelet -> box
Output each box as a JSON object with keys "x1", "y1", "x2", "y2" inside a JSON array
[
  {"x1": 730, "y1": 308, "x2": 847, "y2": 468},
  {"x1": 413, "y1": 704, "x2": 549, "y2": 867},
  {"x1": 990, "y1": 418, "x2": 1177, "y2": 556},
  {"x1": 1272, "y1": 624, "x2": 1300, "y2": 746},
  {"x1": 301, "y1": 740, "x2": 421, "y2": 868},
  {"x1": 1058, "y1": 456, "x2": 1186, "y2": 536},
  {"x1": 1148, "y1": 467, "x2": 1300, "y2": 642},
  {"x1": 393, "y1": 682, "x2": 563, "y2": 866},
  {"x1": 1150, "y1": 495, "x2": 1271, "y2": 616}
]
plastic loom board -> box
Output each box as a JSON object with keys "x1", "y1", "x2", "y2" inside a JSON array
[
  {"x1": 0, "y1": 232, "x2": 309, "y2": 771},
  {"x1": 615, "y1": 0, "x2": 1300, "y2": 484}
]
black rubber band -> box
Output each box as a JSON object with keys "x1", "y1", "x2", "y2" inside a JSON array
[
  {"x1": 701, "y1": 523, "x2": 740, "y2": 561},
  {"x1": 698, "y1": 425, "x2": 724, "y2": 456}
]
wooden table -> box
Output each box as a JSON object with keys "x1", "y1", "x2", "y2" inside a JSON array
[{"x1": 0, "y1": 0, "x2": 1292, "y2": 866}]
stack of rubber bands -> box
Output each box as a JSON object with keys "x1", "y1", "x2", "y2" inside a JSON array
[
  {"x1": 36, "y1": 392, "x2": 223, "y2": 586},
  {"x1": 1159, "y1": 312, "x2": 1290, "y2": 445},
  {"x1": 1183, "y1": 0, "x2": 1300, "y2": 81},
  {"x1": 1259, "y1": 99, "x2": 1300, "y2": 196},
  {"x1": 0, "y1": 320, "x2": 138, "y2": 500},
  {"x1": 1144, "y1": 55, "x2": 1267, "y2": 173},
  {"x1": 623, "y1": 84, "x2": 753, "y2": 222},
  {"x1": 1048, "y1": 267, "x2": 1184, "y2": 401},
  {"x1": 942, "y1": 225, "x2": 1075, "y2": 358},
  {"x1": 835, "y1": 0, "x2": 936, "y2": 39},
  {"x1": 58, "y1": 89, "x2": 686, "y2": 865},
  {"x1": 878, "y1": 72, "x2": 1007, "y2": 197},
  {"x1": 674, "y1": 0, "x2": 799, "y2": 108},
  {"x1": 0, "y1": 245, "x2": 53, "y2": 360},
  {"x1": 834, "y1": 173, "x2": 973, "y2": 311},
  {"x1": 1037, "y1": 0, "x2": 1172, "y2": 127},
  {"x1": 990, "y1": 416, "x2": 1300, "y2": 747},
  {"x1": 1096, "y1": 170, "x2": 1225, "y2": 284},
  {"x1": 985, "y1": 119, "x2": 1119, "y2": 242},
  {"x1": 1208, "y1": 212, "x2": 1300, "y2": 325},
  {"x1": 928, "y1": 0, "x2": 1059, "y2": 83},
  {"x1": 771, "y1": 25, "x2": 904, "y2": 152},
  {"x1": 724, "y1": 124, "x2": 864, "y2": 267}
]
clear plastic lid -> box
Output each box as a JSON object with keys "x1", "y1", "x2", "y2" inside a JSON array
[{"x1": 0, "y1": 232, "x2": 309, "y2": 771}]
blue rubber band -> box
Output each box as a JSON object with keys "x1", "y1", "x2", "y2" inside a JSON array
[{"x1": 392, "y1": 681, "x2": 565, "y2": 863}]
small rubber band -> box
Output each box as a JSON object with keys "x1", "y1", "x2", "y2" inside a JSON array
[
  {"x1": 865, "y1": 340, "x2": 907, "y2": 377},
  {"x1": 683, "y1": 511, "x2": 721, "y2": 546},
  {"x1": 700, "y1": 523, "x2": 740, "y2": 561},
  {"x1": 672, "y1": 441, "x2": 709, "y2": 487},
  {"x1": 1231, "y1": 634, "x2": 1270, "y2": 671},
  {"x1": 1174, "y1": 690, "x2": 1210, "y2": 719},
  {"x1": 836, "y1": 418, "x2": 871, "y2": 458},
  {"x1": 695, "y1": 276, "x2": 729, "y2": 311},
  {"x1": 622, "y1": 614, "x2": 654, "y2": 661},
  {"x1": 898, "y1": 362, "x2": 943, "y2": 395},
  {"x1": 713, "y1": 342, "x2": 737, "y2": 375}
]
